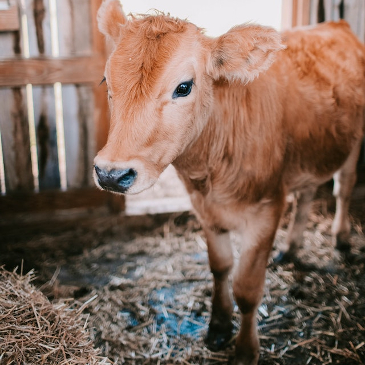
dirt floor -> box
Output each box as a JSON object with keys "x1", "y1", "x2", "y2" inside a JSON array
[{"x1": 1, "y1": 183, "x2": 365, "y2": 365}]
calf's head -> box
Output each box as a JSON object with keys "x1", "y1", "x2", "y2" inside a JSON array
[{"x1": 94, "y1": 0, "x2": 284, "y2": 194}]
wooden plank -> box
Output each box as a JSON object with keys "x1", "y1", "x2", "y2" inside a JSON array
[
  {"x1": 281, "y1": 0, "x2": 294, "y2": 30},
  {"x1": 68, "y1": 1, "x2": 95, "y2": 188},
  {"x1": 58, "y1": 0, "x2": 94, "y2": 189},
  {"x1": 0, "y1": 28, "x2": 17, "y2": 194},
  {"x1": 0, "y1": 86, "x2": 34, "y2": 193},
  {"x1": 0, "y1": 187, "x2": 113, "y2": 215},
  {"x1": 309, "y1": 0, "x2": 320, "y2": 24},
  {"x1": 296, "y1": 0, "x2": 311, "y2": 26},
  {"x1": 0, "y1": 5, "x2": 19, "y2": 31},
  {"x1": 62, "y1": 85, "x2": 94, "y2": 188},
  {"x1": 11, "y1": 87, "x2": 34, "y2": 192},
  {"x1": 344, "y1": 0, "x2": 365, "y2": 42},
  {"x1": 27, "y1": 0, "x2": 53, "y2": 57},
  {"x1": 57, "y1": 0, "x2": 91, "y2": 57},
  {"x1": 26, "y1": 0, "x2": 60, "y2": 191},
  {"x1": 332, "y1": 0, "x2": 342, "y2": 21},
  {"x1": 0, "y1": 88, "x2": 17, "y2": 193},
  {"x1": 324, "y1": 0, "x2": 333, "y2": 21},
  {"x1": 0, "y1": 56, "x2": 105, "y2": 87},
  {"x1": 282, "y1": 0, "x2": 311, "y2": 29},
  {"x1": 292, "y1": 0, "x2": 299, "y2": 27},
  {"x1": 32, "y1": 85, "x2": 60, "y2": 189}
]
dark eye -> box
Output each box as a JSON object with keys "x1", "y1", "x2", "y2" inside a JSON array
[{"x1": 173, "y1": 79, "x2": 194, "y2": 99}]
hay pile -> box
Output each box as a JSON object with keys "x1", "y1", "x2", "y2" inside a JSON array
[{"x1": 0, "y1": 266, "x2": 112, "y2": 365}]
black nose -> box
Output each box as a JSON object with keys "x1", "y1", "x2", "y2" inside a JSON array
[{"x1": 94, "y1": 165, "x2": 137, "y2": 193}]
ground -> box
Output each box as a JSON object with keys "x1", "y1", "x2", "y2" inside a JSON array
[{"x1": 1, "y1": 179, "x2": 365, "y2": 365}]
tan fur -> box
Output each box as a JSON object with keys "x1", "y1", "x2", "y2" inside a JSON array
[{"x1": 95, "y1": 2, "x2": 365, "y2": 364}]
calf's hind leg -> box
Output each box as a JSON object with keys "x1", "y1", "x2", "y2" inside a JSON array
[
  {"x1": 332, "y1": 138, "x2": 362, "y2": 251},
  {"x1": 204, "y1": 228, "x2": 234, "y2": 351},
  {"x1": 274, "y1": 186, "x2": 317, "y2": 263}
]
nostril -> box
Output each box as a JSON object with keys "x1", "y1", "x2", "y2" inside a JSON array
[
  {"x1": 94, "y1": 165, "x2": 103, "y2": 179},
  {"x1": 117, "y1": 168, "x2": 137, "y2": 188},
  {"x1": 94, "y1": 165, "x2": 137, "y2": 192}
]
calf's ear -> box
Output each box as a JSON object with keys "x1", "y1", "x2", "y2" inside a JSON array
[
  {"x1": 207, "y1": 24, "x2": 285, "y2": 83},
  {"x1": 97, "y1": 0, "x2": 127, "y2": 43}
]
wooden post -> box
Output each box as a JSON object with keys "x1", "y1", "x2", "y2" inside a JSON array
[{"x1": 282, "y1": 0, "x2": 311, "y2": 29}]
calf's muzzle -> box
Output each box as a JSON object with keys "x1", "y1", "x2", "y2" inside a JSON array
[{"x1": 94, "y1": 165, "x2": 137, "y2": 193}]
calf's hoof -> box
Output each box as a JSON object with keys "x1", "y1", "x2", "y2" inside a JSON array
[
  {"x1": 335, "y1": 236, "x2": 351, "y2": 252},
  {"x1": 234, "y1": 348, "x2": 259, "y2": 365},
  {"x1": 272, "y1": 250, "x2": 294, "y2": 265},
  {"x1": 204, "y1": 321, "x2": 233, "y2": 351}
]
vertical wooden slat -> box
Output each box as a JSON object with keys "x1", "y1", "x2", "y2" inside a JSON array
[
  {"x1": 281, "y1": 0, "x2": 294, "y2": 30},
  {"x1": 11, "y1": 86, "x2": 34, "y2": 191},
  {"x1": 26, "y1": 0, "x2": 61, "y2": 190},
  {"x1": 0, "y1": 88, "x2": 17, "y2": 192},
  {"x1": 68, "y1": 0, "x2": 92, "y2": 56},
  {"x1": 26, "y1": 0, "x2": 52, "y2": 57},
  {"x1": 69, "y1": 0, "x2": 94, "y2": 186},
  {"x1": 56, "y1": 0, "x2": 94, "y2": 189},
  {"x1": 316, "y1": 0, "x2": 326, "y2": 22},
  {"x1": 292, "y1": 0, "x2": 299, "y2": 26},
  {"x1": 344, "y1": 0, "x2": 365, "y2": 42},
  {"x1": 323, "y1": 0, "x2": 333, "y2": 21},
  {"x1": 56, "y1": 0, "x2": 91, "y2": 57},
  {"x1": 310, "y1": 0, "x2": 320, "y2": 24},
  {"x1": 33, "y1": 85, "x2": 60, "y2": 189},
  {"x1": 282, "y1": 0, "x2": 311, "y2": 29},
  {"x1": 0, "y1": 28, "x2": 16, "y2": 194},
  {"x1": 296, "y1": 0, "x2": 311, "y2": 26},
  {"x1": 332, "y1": 0, "x2": 342, "y2": 21},
  {"x1": 61, "y1": 85, "x2": 95, "y2": 188}
]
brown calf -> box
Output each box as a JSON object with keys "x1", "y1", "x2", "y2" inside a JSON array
[{"x1": 94, "y1": 1, "x2": 365, "y2": 364}]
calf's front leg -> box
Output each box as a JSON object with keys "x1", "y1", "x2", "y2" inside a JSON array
[
  {"x1": 204, "y1": 228, "x2": 234, "y2": 350},
  {"x1": 234, "y1": 200, "x2": 284, "y2": 365}
]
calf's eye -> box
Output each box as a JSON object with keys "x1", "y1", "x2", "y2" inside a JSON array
[{"x1": 173, "y1": 79, "x2": 194, "y2": 99}]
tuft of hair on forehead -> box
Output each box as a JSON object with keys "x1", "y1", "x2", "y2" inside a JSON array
[{"x1": 124, "y1": 12, "x2": 191, "y2": 39}]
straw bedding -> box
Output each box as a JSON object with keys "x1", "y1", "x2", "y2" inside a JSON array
[
  {"x1": 0, "y1": 267, "x2": 111, "y2": 365},
  {"x1": 1, "y1": 195, "x2": 365, "y2": 364}
]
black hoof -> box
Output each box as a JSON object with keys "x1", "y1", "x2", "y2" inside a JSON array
[
  {"x1": 272, "y1": 250, "x2": 294, "y2": 265},
  {"x1": 204, "y1": 321, "x2": 233, "y2": 351},
  {"x1": 336, "y1": 238, "x2": 351, "y2": 252}
]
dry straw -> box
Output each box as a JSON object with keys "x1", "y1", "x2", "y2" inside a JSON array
[{"x1": 0, "y1": 266, "x2": 112, "y2": 365}]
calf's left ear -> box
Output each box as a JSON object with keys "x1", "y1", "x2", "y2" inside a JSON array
[
  {"x1": 207, "y1": 24, "x2": 285, "y2": 83},
  {"x1": 97, "y1": 0, "x2": 127, "y2": 43}
]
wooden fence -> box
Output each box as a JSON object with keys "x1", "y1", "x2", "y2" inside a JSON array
[{"x1": 0, "y1": 0, "x2": 124, "y2": 215}]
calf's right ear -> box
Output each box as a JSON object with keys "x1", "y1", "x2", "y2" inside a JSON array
[{"x1": 97, "y1": 0, "x2": 127, "y2": 43}]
